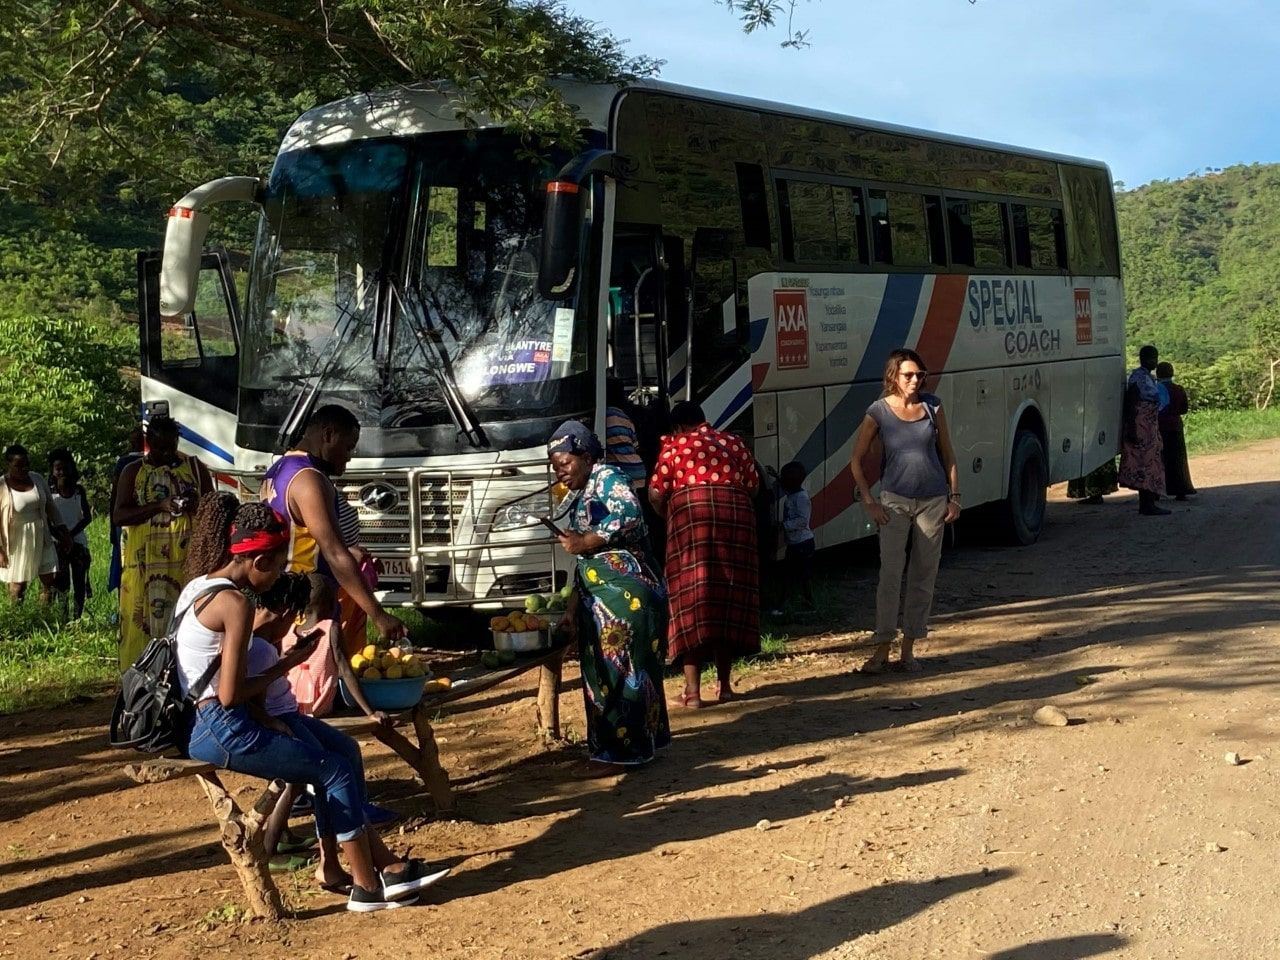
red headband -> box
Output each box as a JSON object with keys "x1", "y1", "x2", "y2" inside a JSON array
[{"x1": 228, "y1": 514, "x2": 290, "y2": 556}]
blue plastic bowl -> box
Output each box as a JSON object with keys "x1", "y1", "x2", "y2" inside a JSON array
[{"x1": 339, "y1": 675, "x2": 429, "y2": 712}]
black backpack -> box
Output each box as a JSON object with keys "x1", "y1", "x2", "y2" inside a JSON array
[{"x1": 109, "y1": 583, "x2": 234, "y2": 756}]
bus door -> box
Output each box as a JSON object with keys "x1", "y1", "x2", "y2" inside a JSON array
[
  {"x1": 137, "y1": 248, "x2": 242, "y2": 474},
  {"x1": 607, "y1": 226, "x2": 672, "y2": 462},
  {"x1": 688, "y1": 227, "x2": 752, "y2": 436}
]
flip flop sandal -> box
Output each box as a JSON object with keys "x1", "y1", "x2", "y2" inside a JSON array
[
  {"x1": 268, "y1": 854, "x2": 316, "y2": 874},
  {"x1": 277, "y1": 834, "x2": 319, "y2": 854}
]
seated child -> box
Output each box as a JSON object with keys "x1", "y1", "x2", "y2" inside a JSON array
[
  {"x1": 771, "y1": 460, "x2": 816, "y2": 615},
  {"x1": 336, "y1": 498, "x2": 381, "y2": 660}
]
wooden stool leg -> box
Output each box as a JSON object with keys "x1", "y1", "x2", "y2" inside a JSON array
[
  {"x1": 197, "y1": 773, "x2": 286, "y2": 920},
  {"x1": 537, "y1": 649, "x2": 566, "y2": 740},
  {"x1": 411, "y1": 705, "x2": 456, "y2": 814}
]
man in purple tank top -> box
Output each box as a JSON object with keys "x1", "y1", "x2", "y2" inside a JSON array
[{"x1": 261, "y1": 405, "x2": 406, "y2": 643}]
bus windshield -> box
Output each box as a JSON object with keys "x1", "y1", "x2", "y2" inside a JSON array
[{"x1": 241, "y1": 132, "x2": 591, "y2": 439}]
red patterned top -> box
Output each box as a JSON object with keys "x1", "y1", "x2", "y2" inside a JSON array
[{"x1": 651, "y1": 423, "x2": 759, "y2": 497}]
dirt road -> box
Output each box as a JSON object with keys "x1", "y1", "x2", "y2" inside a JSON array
[{"x1": 2, "y1": 441, "x2": 1278, "y2": 959}]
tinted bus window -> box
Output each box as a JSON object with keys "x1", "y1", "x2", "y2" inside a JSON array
[
  {"x1": 1012, "y1": 204, "x2": 1067, "y2": 270},
  {"x1": 778, "y1": 179, "x2": 865, "y2": 264},
  {"x1": 870, "y1": 189, "x2": 944, "y2": 267},
  {"x1": 1062, "y1": 165, "x2": 1119, "y2": 275},
  {"x1": 948, "y1": 199, "x2": 1009, "y2": 269},
  {"x1": 735, "y1": 162, "x2": 772, "y2": 250}
]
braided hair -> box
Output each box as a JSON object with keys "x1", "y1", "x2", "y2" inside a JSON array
[
  {"x1": 257, "y1": 571, "x2": 312, "y2": 620},
  {"x1": 185, "y1": 494, "x2": 286, "y2": 580}
]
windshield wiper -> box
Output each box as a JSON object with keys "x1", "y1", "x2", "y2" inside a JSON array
[
  {"x1": 274, "y1": 272, "x2": 376, "y2": 452},
  {"x1": 389, "y1": 278, "x2": 489, "y2": 449}
]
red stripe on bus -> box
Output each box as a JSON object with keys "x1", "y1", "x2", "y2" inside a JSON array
[
  {"x1": 168, "y1": 206, "x2": 196, "y2": 219},
  {"x1": 810, "y1": 275, "x2": 969, "y2": 530},
  {"x1": 546, "y1": 181, "x2": 579, "y2": 194},
  {"x1": 914, "y1": 274, "x2": 968, "y2": 375}
]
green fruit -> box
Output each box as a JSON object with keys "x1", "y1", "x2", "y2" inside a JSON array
[
  {"x1": 497, "y1": 649, "x2": 517, "y2": 665},
  {"x1": 525, "y1": 594, "x2": 545, "y2": 613},
  {"x1": 481, "y1": 651, "x2": 502, "y2": 669},
  {"x1": 559, "y1": 583, "x2": 573, "y2": 599},
  {"x1": 547, "y1": 596, "x2": 565, "y2": 612}
]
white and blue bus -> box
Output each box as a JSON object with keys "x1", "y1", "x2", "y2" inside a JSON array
[{"x1": 140, "y1": 80, "x2": 1124, "y2": 609}]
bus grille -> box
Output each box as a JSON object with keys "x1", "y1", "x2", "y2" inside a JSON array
[{"x1": 337, "y1": 475, "x2": 472, "y2": 548}]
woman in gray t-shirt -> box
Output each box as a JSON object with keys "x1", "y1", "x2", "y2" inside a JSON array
[{"x1": 849, "y1": 349, "x2": 961, "y2": 674}]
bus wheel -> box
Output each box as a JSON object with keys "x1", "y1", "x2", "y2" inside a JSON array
[{"x1": 1003, "y1": 429, "x2": 1048, "y2": 545}]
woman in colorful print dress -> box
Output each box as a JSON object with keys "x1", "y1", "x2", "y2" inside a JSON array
[
  {"x1": 548, "y1": 420, "x2": 670, "y2": 774},
  {"x1": 1118, "y1": 345, "x2": 1168, "y2": 516},
  {"x1": 113, "y1": 416, "x2": 212, "y2": 668}
]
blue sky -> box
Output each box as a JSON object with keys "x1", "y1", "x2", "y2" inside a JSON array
[{"x1": 567, "y1": 0, "x2": 1280, "y2": 188}]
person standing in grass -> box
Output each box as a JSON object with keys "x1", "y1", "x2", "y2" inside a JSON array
[
  {"x1": 107, "y1": 426, "x2": 145, "y2": 599},
  {"x1": 48, "y1": 449, "x2": 93, "y2": 618},
  {"x1": 1119, "y1": 345, "x2": 1168, "y2": 516},
  {"x1": 1156, "y1": 361, "x2": 1196, "y2": 501},
  {"x1": 0, "y1": 444, "x2": 70, "y2": 605},
  {"x1": 114, "y1": 416, "x2": 212, "y2": 668},
  {"x1": 849, "y1": 349, "x2": 961, "y2": 675}
]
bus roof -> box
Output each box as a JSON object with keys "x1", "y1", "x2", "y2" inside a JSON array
[{"x1": 280, "y1": 78, "x2": 1109, "y2": 172}]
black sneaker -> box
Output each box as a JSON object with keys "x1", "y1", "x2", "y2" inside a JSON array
[
  {"x1": 346, "y1": 882, "x2": 419, "y2": 913},
  {"x1": 381, "y1": 859, "x2": 451, "y2": 899}
]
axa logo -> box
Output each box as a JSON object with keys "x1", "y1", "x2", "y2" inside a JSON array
[{"x1": 774, "y1": 289, "x2": 810, "y2": 371}]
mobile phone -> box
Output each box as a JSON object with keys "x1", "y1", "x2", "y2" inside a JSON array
[{"x1": 538, "y1": 517, "x2": 564, "y2": 536}]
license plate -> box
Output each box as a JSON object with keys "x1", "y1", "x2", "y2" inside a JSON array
[{"x1": 380, "y1": 558, "x2": 411, "y2": 580}]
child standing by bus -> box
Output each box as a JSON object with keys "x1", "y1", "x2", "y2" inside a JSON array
[{"x1": 770, "y1": 461, "x2": 815, "y2": 615}]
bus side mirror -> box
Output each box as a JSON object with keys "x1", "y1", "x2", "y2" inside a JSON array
[{"x1": 538, "y1": 180, "x2": 581, "y2": 301}]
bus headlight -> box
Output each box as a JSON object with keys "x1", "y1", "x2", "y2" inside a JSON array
[{"x1": 491, "y1": 499, "x2": 544, "y2": 533}]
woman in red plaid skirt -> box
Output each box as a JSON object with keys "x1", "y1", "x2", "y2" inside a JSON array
[{"x1": 650, "y1": 402, "x2": 760, "y2": 708}]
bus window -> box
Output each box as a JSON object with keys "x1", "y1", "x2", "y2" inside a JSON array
[
  {"x1": 426, "y1": 186, "x2": 460, "y2": 267},
  {"x1": 869, "y1": 189, "x2": 944, "y2": 267},
  {"x1": 690, "y1": 228, "x2": 745, "y2": 403},
  {"x1": 1012, "y1": 204, "x2": 1067, "y2": 271},
  {"x1": 948, "y1": 199, "x2": 1010, "y2": 269},
  {"x1": 778, "y1": 179, "x2": 865, "y2": 264},
  {"x1": 735, "y1": 162, "x2": 772, "y2": 250},
  {"x1": 1062, "y1": 165, "x2": 1119, "y2": 275}
]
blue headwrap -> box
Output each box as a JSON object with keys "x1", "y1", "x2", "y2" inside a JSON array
[{"x1": 548, "y1": 420, "x2": 603, "y2": 459}]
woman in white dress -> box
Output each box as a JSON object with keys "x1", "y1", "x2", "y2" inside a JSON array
[{"x1": 0, "y1": 444, "x2": 70, "y2": 604}]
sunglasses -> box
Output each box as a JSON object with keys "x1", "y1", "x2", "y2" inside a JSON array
[{"x1": 899, "y1": 371, "x2": 928, "y2": 380}]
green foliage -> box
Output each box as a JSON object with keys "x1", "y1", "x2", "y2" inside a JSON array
[
  {"x1": 0, "y1": 309, "x2": 135, "y2": 497},
  {"x1": 1183, "y1": 406, "x2": 1280, "y2": 457},
  {"x1": 1119, "y1": 163, "x2": 1280, "y2": 408}
]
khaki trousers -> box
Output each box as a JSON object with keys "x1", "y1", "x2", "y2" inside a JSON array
[{"x1": 873, "y1": 491, "x2": 948, "y2": 642}]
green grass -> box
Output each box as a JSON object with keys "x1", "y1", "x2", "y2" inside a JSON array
[
  {"x1": 0, "y1": 518, "x2": 120, "y2": 714},
  {"x1": 1184, "y1": 406, "x2": 1280, "y2": 456}
]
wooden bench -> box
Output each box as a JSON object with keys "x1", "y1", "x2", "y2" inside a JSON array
[{"x1": 121, "y1": 643, "x2": 568, "y2": 919}]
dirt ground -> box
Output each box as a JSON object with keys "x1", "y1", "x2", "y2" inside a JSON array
[{"x1": 3, "y1": 440, "x2": 1279, "y2": 960}]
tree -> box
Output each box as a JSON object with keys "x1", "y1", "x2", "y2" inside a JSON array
[{"x1": 0, "y1": 1, "x2": 660, "y2": 210}]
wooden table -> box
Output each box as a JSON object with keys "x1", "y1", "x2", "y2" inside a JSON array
[{"x1": 120, "y1": 642, "x2": 569, "y2": 919}]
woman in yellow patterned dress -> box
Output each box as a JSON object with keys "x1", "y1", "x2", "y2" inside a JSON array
[{"x1": 112, "y1": 417, "x2": 212, "y2": 668}]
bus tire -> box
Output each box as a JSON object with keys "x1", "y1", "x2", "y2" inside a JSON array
[{"x1": 1003, "y1": 429, "x2": 1048, "y2": 545}]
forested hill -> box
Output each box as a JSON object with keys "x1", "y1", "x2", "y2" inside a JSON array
[{"x1": 1118, "y1": 163, "x2": 1280, "y2": 406}]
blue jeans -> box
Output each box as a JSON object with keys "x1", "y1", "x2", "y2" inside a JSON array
[
  {"x1": 188, "y1": 703, "x2": 366, "y2": 842},
  {"x1": 279, "y1": 711, "x2": 370, "y2": 837}
]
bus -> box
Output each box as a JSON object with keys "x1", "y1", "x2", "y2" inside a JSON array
[{"x1": 140, "y1": 79, "x2": 1123, "y2": 609}]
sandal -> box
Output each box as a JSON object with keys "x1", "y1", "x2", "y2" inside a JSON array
[
  {"x1": 667, "y1": 691, "x2": 704, "y2": 709},
  {"x1": 277, "y1": 832, "x2": 319, "y2": 855},
  {"x1": 268, "y1": 853, "x2": 316, "y2": 874}
]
